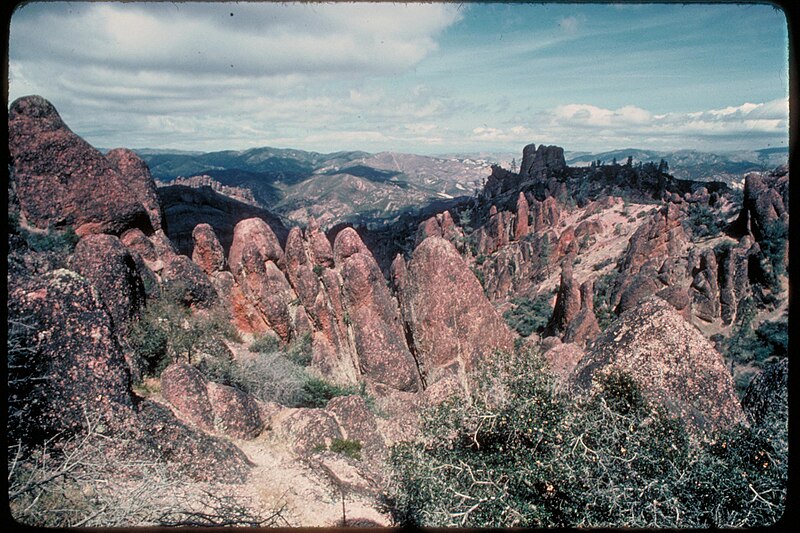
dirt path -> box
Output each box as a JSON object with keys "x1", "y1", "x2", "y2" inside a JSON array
[{"x1": 233, "y1": 431, "x2": 391, "y2": 526}]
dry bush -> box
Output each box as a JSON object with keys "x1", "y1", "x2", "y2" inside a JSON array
[{"x1": 8, "y1": 410, "x2": 287, "y2": 527}]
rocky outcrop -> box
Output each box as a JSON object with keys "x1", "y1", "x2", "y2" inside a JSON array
[
  {"x1": 326, "y1": 395, "x2": 385, "y2": 457},
  {"x1": 229, "y1": 218, "x2": 295, "y2": 342},
  {"x1": 689, "y1": 248, "x2": 719, "y2": 322},
  {"x1": 397, "y1": 237, "x2": 515, "y2": 389},
  {"x1": 520, "y1": 143, "x2": 566, "y2": 181},
  {"x1": 543, "y1": 342, "x2": 586, "y2": 383},
  {"x1": 274, "y1": 408, "x2": 344, "y2": 456},
  {"x1": 136, "y1": 400, "x2": 252, "y2": 483},
  {"x1": 191, "y1": 223, "x2": 226, "y2": 275},
  {"x1": 545, "y1": 262, "x2": 582, "y2": 337},
  {"x1": 619, "y1": 202, "x2": 687, "y2": 276},
  {"x1": 530, "y1": 196, "x2": 560, "y2": 232},
  {"x1": 415, "y1": 210, "x2": 463, "y2": 248},
  {"x1": 160, "y1": 363, "x2": 216, "y2": 432},
  {"x1": 337, "y1": 230, "x2": 420, "y2": 393},
  {"x1": 70, "y1": 234, "x2": 147, "y2": 331},
  {"x1": 8, "y1": 95, "x2": 153, "y2": 236},
  {"x1": 105, "y1": 148, "x2": 163, "y2": 232},
  {"x1": 307, "y1": 217, "x2": 334, "y2": 268},
  {"x1": 563, "y1": 279, "x2": 601, "y2": 347},
  {"x1": 573, "y1": 297, "x2": 746, "y2": 434},
  {"x1": 514, "y1": 192, "x2": 530, "y2": 240},
  {"x1": 161, "y1": 254, "x2": 219, "y2": 309},
  {"x1": 207, "y1": 382, "x2": 263, "y2": 440},
  {"x1": 8, "y1": 269, "x2": 136, "y2": 442},
  {"x1": 735, "y1": 172, "x2": 789, "y2": 242}
]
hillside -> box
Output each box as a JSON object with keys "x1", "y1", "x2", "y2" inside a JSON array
[{"x1": 8, "y1": 96, "x2": 788, "y2": 528}]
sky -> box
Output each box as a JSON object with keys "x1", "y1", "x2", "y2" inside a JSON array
[{"x1": 8, "y1": 1, "x2": 790, "y2": 155}]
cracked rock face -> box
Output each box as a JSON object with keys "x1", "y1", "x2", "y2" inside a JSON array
[
  {"x1": 573, "y1": 296, "x2": 746, "y2": 434},
  {"x1": 398, "y1": 236, "x2": 515, "y2": 389}
]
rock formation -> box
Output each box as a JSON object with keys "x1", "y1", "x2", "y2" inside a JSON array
[
  {"x1": 396, "y1": 237, "x2": 515, "y2": 389},
  {"x1": 8, "y1": 95, "x2": 154, "y2": 236},
  {"x1": 573, "y1": 296, "x2": 746, "y2": 434}
]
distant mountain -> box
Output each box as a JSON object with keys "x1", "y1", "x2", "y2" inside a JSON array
[
  {"x1": 565, "y1": 147, "x2": 788, "y2": 184},
  {"x1": 137, "y1": 147, "x2": 492, "y2": 227}
]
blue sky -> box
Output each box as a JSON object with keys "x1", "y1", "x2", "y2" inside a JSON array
[{"x1": 8, "y1": 2, "x2": 789, "y2": 155}]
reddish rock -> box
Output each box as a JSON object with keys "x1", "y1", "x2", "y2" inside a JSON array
[
  {"x1": 105, "y1": 148, "x2": 163, "y2": 232},
  {"x1": 121, "y1": 228, "x2": 158, "y2": 263},
  {"x1": 70, "y1": 234, "x2": 147, "y2": 330},
  {"x1": 656, "y1": 285, "x2": 693, "y2": 322},
  {"x1": 333, "y1": 227, "x2": 370, "y2": 266},
  {"x1": 736, "y1": 172, "x2": 788, "y2": 242},
  {"x1": 543, "y1": 342, "x2": 586, "y2": 383},
  {"x1": 415, "y1": 216, "x2": 442, "y2": 246},
  {"x1": 160, "y1": 363, "x2": 215, "y2": 432},
  {"x1": 8, "y1": 96, "x2": 153, "y2": 236},
  {"x1": 689, "y1": 248, "x2": 719, "y2": 322},
  {"x1": 563, "y1": 279, "x2": 601, "y2": 347},
  {"x1": 399, "y1": 237, "x2": 515, "y2": 387},
  {"x1": 341, "y1": 252, "x2": 420, "y2": 392},
  {"x1": 531, "y1": 196, "x2": 560, "y2": 232},
  {"x1": 136, "y1": 400, "x2": 251, "y2": 483},
  {"x1": 326, "y1": 395, "x2": 385, "y2": 456},
  {"x1": 573, "y1": 296, "x2": 746, "y2": 434},
  {"x1": 228, "y1": 217, "x2": 285, "y2": 272},
  {"x1": 620, "y1": 202, "x2": 687, "y2": 275},
  {"x1": 229, "y1": 218, "x2": 296, "y2": 341},
  {"x1": 306, "y1": 217, "x2": 334, "y2": 268},
  {"x1": 274, "y1": 408, "x2": 344, "y2": 456},
  {"x1": 556, "y1": 226, "x2": 578, "y2": 257},
  {"x1": 514, "y1": 192, "x2": 530, "y2": 240},
  {"x1": 545, "y1": 262, "x2": 582, "y2": 337},
  {"x1": 161, "y1": 254, "x2": 219, "y2": 309},
  {"x1": 8, "y1": 269, "x2": 136, "y2": 441},
  {"x1": 574, "y1": 218, "x2": 605, "y2": 250},
  {"x1": 615, "y1": 266, "x2": 663, "y2": 315},
  {"x1": 207, "y1": 382, "x2": 263, "y2": 440},
  {"x1": 211, "y1": 271, "x2": 271, "y2": 334},
  {"x1": 191, "y1": 223, "x2": 226, "y2": 275}
]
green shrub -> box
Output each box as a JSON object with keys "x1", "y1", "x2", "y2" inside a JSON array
[
  {"x1": 502, "y1": 294, "x2": 552, "y2": 337},
  {"x1": 382, "y1": 350, "x2": 785, "y2": 528},
  {"x1": 23, "y1": 226, "x2": 79, "y2": 254},
  {"x1": 313, "y1": 264, "x2": 325, "y2": 277},
  {"x1": 682, "y1": 202, "x2": 726, "y2": 240},
  {"x1": 329, "y1": 438, "x2": 362, "y2": 460},
  {"x1": 249, "y1": 333, "x2": 281, "y2": 354},
  {"x1": 286, "y1": 333, "x2": 313, "y2": 366},
  {"x1": 297, "y1": 377, "x2": 359, "y2": 408}
]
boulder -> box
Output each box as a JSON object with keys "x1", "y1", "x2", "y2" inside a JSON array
[
  {"x1": 207, "y1": 382, "x2": 263, "y2": 440},
  {"x1": 8, "y1": 269, "x2": 136, "y2": 442},
  {"x1": 191, "y1": 223, "x2": 226, "y2": 275},
  {"x1": 514, "y1": 192, "x2": 530, "y2": 240},
  {"x1": 333, "y1": 227, "x2": 370, "y2": 266},
  {"x1": 274, "y1": 408, "x2": 344, "y2": 456},
  {"x1": 8, "y1": 95, "x2": 152, "y2": 236},
  {"x1": 160, "y1": 363, "x2": 215, "y2": 432},
  {"x1": 70, "y1": 233, "x2": 146, "y2": 330},
  {"x1": 399, "y1": 237, "x2": 515, "y2": 387},
  {"x1": 105, "y1": 148, "x2": 163, "y2": 232},
  {"x1": 161, "y1": 254, "x2": 219, "y2": 309},
  {"x1": 326, "y1": 395, "x2": 385, "y2": 457},
  {"x1": 543, "y1": 342, "x2": 586, "y2": 383},
  {"x1": 573, "y1": 297, "x2": 746, "y2": 434},
  {"x1": 341, "y1": 252, "x2": 421, "y2": 392},
  {"x1": 136, "y1": 400, "x2": 251, "y2": 483}
]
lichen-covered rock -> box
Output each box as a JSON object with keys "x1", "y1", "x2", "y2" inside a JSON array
[
  {"x1": 274, "y1": 408, "x2": 344, "y2": 456},
  {"x1": 545, "y1": 262, "x2": 582, "y2": 337},
  {"x1": 8, "y1": 269, "x2": 136, "y2": 442},
  {"x1": 191, "y1": 223, "x2": 226, "y2": 275},
  {"x1": 399, "y1": 237, "x2": 515, "y2": 387},
  {"x1": 543, "y1": 342, "x2": 586, "y2": 383},
  {"x1": 341, "y1": 251, "x2": 420, "y2": 392},
  {"x1": 207, "y1": 382, "x2": 263, "y2": 440},
  {"x1": 326, "y1": 395, "x2": 385, "y2": 457},
  {"x1": 136, "y1": 400, "x2": 251, "y2": 483},
  {"x1": 105, "y1": 147, "x2": 163, "y2": 232},
  {"x1": 160, "y1": 363, "x2": 215, "y2": 432},
  {"x1": 573, "y1": 296, "x2": 746, "y2": 434},
  {"x1": 70, "y1": 233, "x2": 146, "y2": 331},
  {"x1": 8, "y1": 95, "x2": 152, "y2": 236},
  {"x1": 161, "y1": 254, "x2": 219, "y2": 309}
]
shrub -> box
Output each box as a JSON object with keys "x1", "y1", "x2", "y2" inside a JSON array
[
  {"x1": 23, "y1": 226, "x2": 80, "y2": 254},
  {"x1": 502, "y1": 294, "x2": 552, "y2": 337},
  {"x1": 249, "y1": 333, "x2": 282, "y2": 354},
  {"x1": 329, "y1": 438, "x2": 363, "y2": 460},
  {"x1": 382, "y1": 350, "x2": 785, "y2": 527},
  {"x1": 683, "y1": 202, "x2": 726, "y2": 240},
  {"x1": 297, "y1": 377, "x2": 359, "y2": 408},
  {"x1": 286, "y1": 333, "x2": 313, "y2": 366}
]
